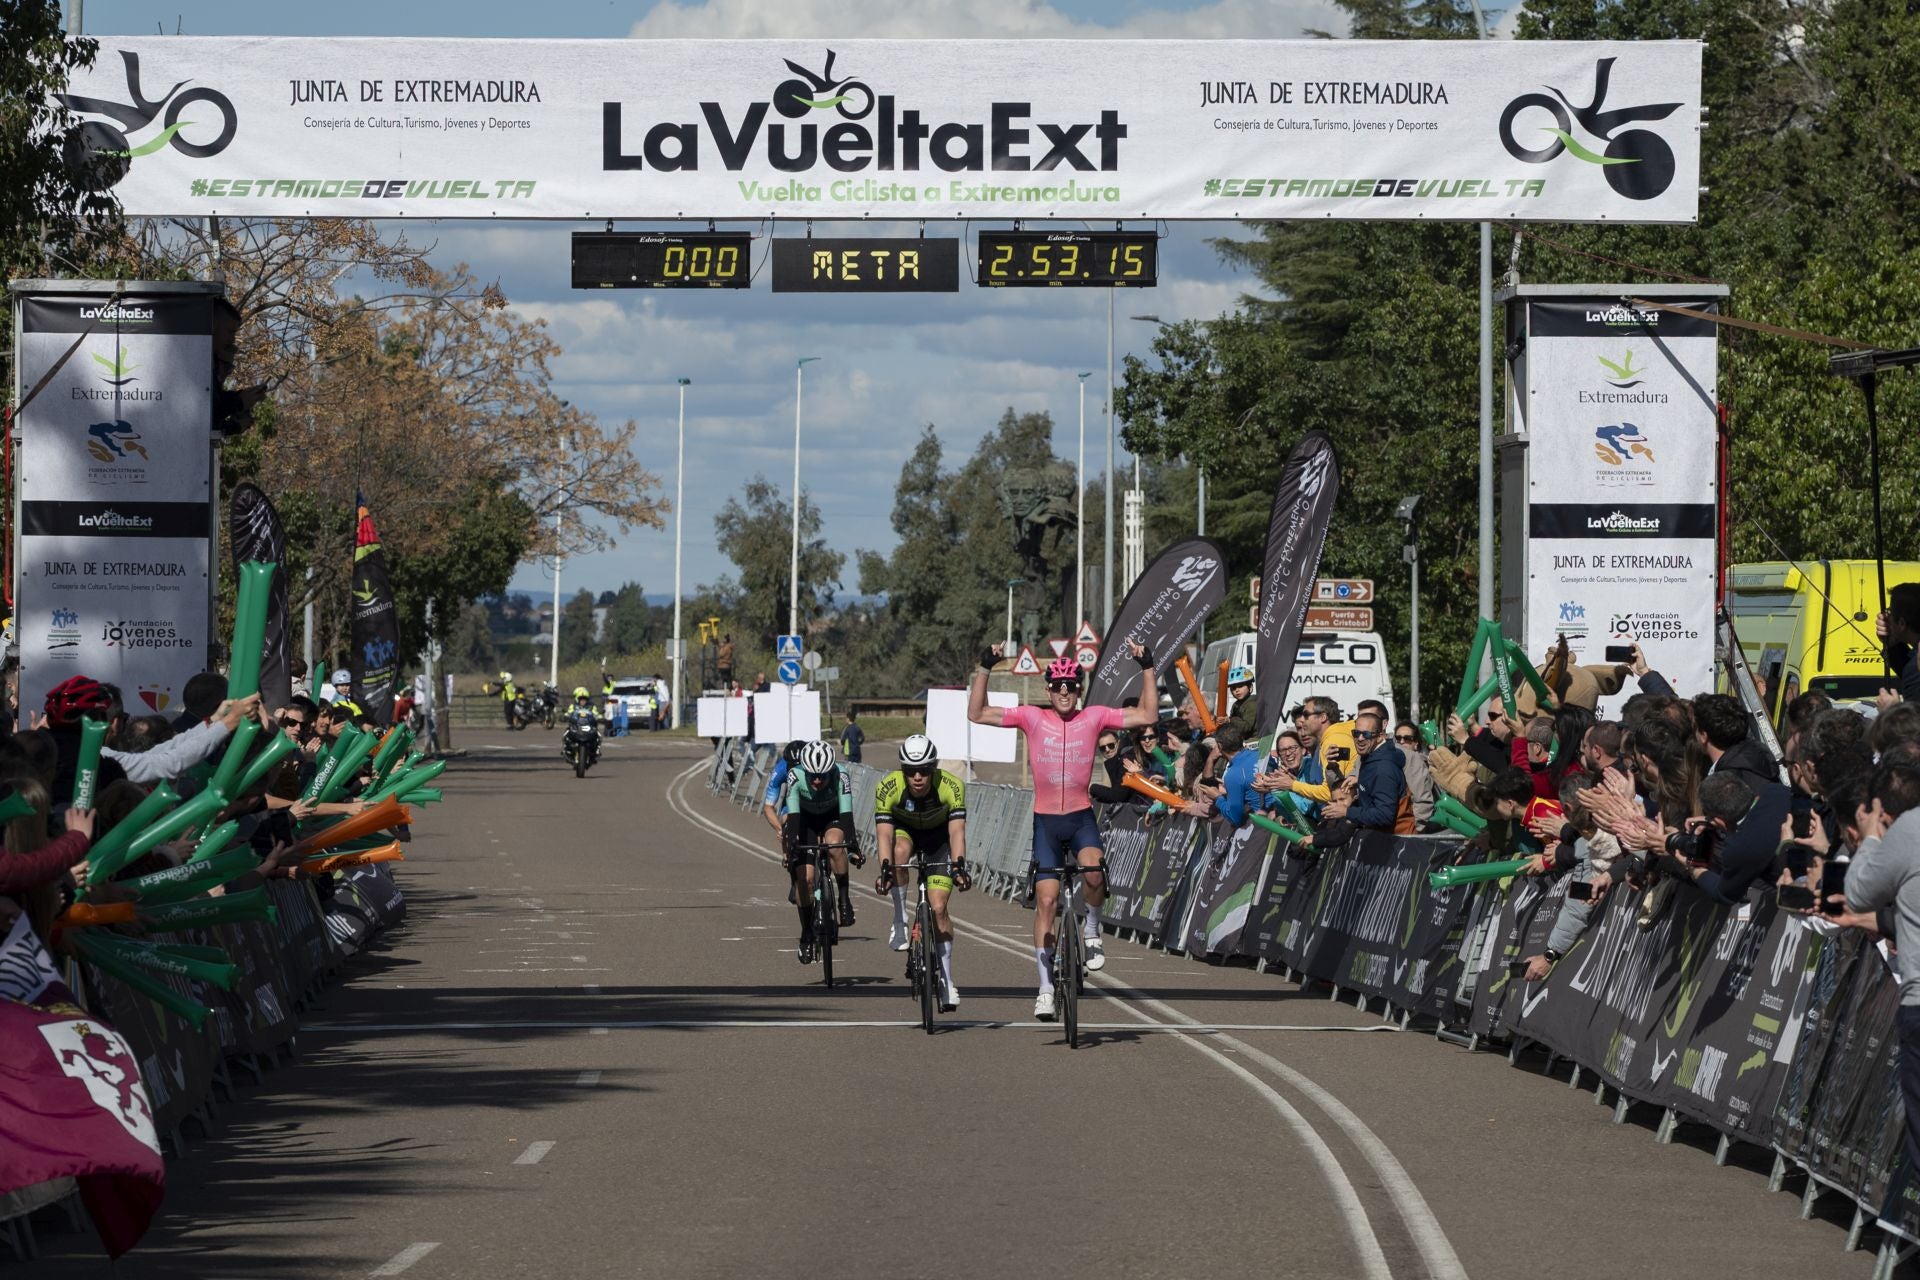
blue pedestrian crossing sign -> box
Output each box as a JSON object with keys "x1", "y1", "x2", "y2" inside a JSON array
[
  {"x1": 777, "y1": 659, "x2": 802, "y2": 685},
  {"x1": 776, "y1": 634, "x2": 803, "y2": 662}
]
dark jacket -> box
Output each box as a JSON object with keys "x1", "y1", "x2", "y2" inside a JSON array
[
  {"x1": 1693, "y1": 781, "x2": 1793, "y2": 905},
  {"x1": 1711, "y1": 738, "x2": 1781, "y2": 794},
  {"x1": 1347, "y1": 742, "x2": 1410, "y2": 833},
  {"x1": 1885, "y1": 639, "x2": 1920, "y2": 704}
]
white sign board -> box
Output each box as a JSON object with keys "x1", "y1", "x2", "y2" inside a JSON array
[
  {"x1": 696, "y1": 694, "x2": 748, "y2": 737},
  {"x1": 924, "y1": 687, "x2": 1018, "y2": 764},
  {"x1": 753, "y1": 687, "x2": 821, "y2": 744},
  {"x1": 62, "y1": 38, "x2": 1701, "y2": 222},
  {"x1": 1521, "y1": 298, "x2": 1718, "y2": 712}
]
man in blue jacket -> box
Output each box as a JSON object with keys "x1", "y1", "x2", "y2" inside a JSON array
[{"x1": 1322, "y1": 709, "x2": 1412, "y2": 834}]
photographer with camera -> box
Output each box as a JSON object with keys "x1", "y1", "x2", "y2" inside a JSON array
[{"x1": 1657, "y1": 771, "x2": 1793, "y2": 905}]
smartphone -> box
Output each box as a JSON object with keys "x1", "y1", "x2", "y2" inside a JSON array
[
  {"x1": 1820, "y1": 897, "x2": 1847, "y2": 917},
  {"x1": 1604, "y1": 644, "x2": 1635, "y2": 663},
  {"x1": 1778, "y1": 885, "x2": 1816, "y2": 911},
  {"x1": 1791, "y1": 811, "x2": 1814, "y2": 840},
  {"x1": 1568, "y1": 881, "x2": 1594, "y2": 902}
]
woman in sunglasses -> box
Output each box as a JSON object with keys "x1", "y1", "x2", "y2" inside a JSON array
[
  {"x1": 1394, "y1": 721, "x2": 1438, "y2": 829},
  {"x1": 969, "y1": 638, "x2": 1158, "y2": 1020}
]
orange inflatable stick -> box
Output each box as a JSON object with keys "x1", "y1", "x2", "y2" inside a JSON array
[
  {"x1": 290, "y1": 796, "x2": 412, "y2": 858},
  {"x1": 1173, "y1": 656, "x2": 1218, "y2": 734},
  {"x1": 1121, "y1": 771, "x2": 1187, "y2": 808},
  {"x1": 54, "y1": 901, "x2": 139, "y2": 929},
  {"x1": 1215, "y1": 660, "x2": 1230, "y2": 723},
  {"x1": 299, "y1": 844, "x2": 405, "y2": 875}
]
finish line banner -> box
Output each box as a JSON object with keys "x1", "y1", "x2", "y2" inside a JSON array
[{"x1": 59, "y1": 39, "x2": 1701, "y2": 222}]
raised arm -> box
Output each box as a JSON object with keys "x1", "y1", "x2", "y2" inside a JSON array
[
  {"x1": 968, "y1": 642, "x2": 1007, "y2": 727},
  {"x1": 1120, "y1": 640, "x2": 1159, "y2": 727}
]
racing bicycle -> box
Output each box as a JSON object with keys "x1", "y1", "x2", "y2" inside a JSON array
[
  {"x1": 897, "y1": 848, "x2": 968, "y2": 1034},
  {"x1": 1028, "y1": 859, "x2": 1104, "y2": 1049}
]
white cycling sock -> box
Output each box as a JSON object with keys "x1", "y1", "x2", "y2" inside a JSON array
[
  {"x1": 1034, "y1": 946, "x2": 1054, "y2": 993},
  {"x1": 938, "y1": 939, "x2": 953, "y2": 989},
  {"x1": 1083, "y1": 908, "x2": 1101, "y2": 941},
  {"x1": 890, "y1": 885, "x2": 908, "y2": 930}
]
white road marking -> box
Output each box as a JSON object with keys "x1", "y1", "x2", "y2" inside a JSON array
[
  {"x1": 589, "y1": 1027, "x2": 608, "y2": 1036},
  {"x1": 370, "y1": 1242, "x2": 441, "y2": 1275},
  {"x1": 569, "y1": 955, "x2": 589, "y2": 962},
  {"x1": 575, "y1": 1070, "x2": 601, "y2": 1086},
  {"x1": 666, "y1": 759, "x2": 1447, "y2": 1280},
  {"x1": 513, "y1": 1141, "x2": 555, "y2": 1165}
]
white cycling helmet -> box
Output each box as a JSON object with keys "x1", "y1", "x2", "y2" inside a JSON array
[
  {"x1": 899, "y1": 734, "x2": 938, "y2": 769},
  {"x1": 798, "y1": 739, "x2": 836, "y2": 776}
]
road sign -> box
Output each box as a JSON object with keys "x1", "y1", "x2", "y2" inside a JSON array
[
  {"x1": 1314, "y1": 578, "x2": 1375, "y2": 604},
  {"x1": 1074, "y1": 620, "x2": 1101, "y2": 647},
  {"x1": 1305, "y1": 605, "x2": 1375, "y2": 631},
  {"x1": 1075, "y1": 644, "x2": 1100, "y2": 669},
  {"x1": 777, "y1": 660, "x2": 801, "y2": 685},
  {"x1": 802, "y1": 650, "x2": 822, "y2": 671},
  {"x1": 776, "y1": 634, "x2": 803, "y2": 661},
  {"x1": 1047, "y1": 637, "x2": 1070, "y2": 658},
  {"x1": 817, "y1": 666, "x2": 840, "y2": 682},
  {"x1": 1010, "y1": 646, "x2": 1042, "y2": 676}
]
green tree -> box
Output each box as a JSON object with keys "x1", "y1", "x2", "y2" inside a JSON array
[
  {"x1": 558, "y1": 588, "x2": 598, "y2": 665},
  {"x1": 449, "y1": 603, "x2": 497, "y2": 673},
  {"x1": 601, "y1": 582, "x2": 655, "y2": 655},
  {"x1": 713, "y1": 477, "x2": 844, "y2": 648}
]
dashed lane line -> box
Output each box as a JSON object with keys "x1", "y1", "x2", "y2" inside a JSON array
[{"x1": 369, "y1": 1242, "x2": 441, "y2": 1275}]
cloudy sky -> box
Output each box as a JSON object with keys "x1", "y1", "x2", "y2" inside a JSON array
[{"x1": 82, "y1": 0, "x2": 1355, "y2": 601}]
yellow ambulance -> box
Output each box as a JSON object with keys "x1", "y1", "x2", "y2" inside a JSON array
[{"x1": 1725, "y1": 559, "x2": 1920, "y2": 730}]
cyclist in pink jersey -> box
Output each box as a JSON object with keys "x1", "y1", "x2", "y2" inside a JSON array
[{"x1": 969, "y1": 639, "x2": 1158, "y2": 1019}]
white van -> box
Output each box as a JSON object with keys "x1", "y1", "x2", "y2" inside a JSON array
[{"x1": 1197, "y1": 631, "x2": 1397, "y2": 726}]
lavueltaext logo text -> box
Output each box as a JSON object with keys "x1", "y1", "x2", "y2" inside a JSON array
[
  {"x1": 604, "y1": 48, "x2": 1127, "y2": 175},
  {"x1": 78, "y1": 509, "x2": 154, "y2": 530},
  {"x1": 1587, "y1": 510, "x2": 1660, "y2": 533}
]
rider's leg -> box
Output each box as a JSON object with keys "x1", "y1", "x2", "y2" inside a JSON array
[
  {"x1": 889, "y1": 833, "x2": 912, "y2": 937},
  {"x1": 1031, "y1": 877, "x2": 1061, "y2": 990},
  {"x1": 1075, "y1": 844, "x2": 1106, "y2": 940},
  {"x1": 825, "y1": 827, "x2": 850, "y2": 902},
  {"x1": 929, "y1": 882, "x2": 956, "y2": 994}
]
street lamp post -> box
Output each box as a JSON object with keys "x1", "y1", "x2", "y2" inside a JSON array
[
  {"x1": 1076, "y1": 371, "x2": 1091, "y2": 629},
  {"x1": 671, "y1": 377, "x2": 690, "y2": 728},
  {"x1": 1398, "y1": 495, "x2": 1423, "y2": 723},
  {"x1": 790, "y1": 357, "x2": 820, "y2": 637},
  {"x1": 547, "y1": 400, "x2": 570, "y2": 692},
  {"x1": 1104, "y1": 290, "x2": 1115, "y2": 626},
  {"x1": 1006, "y1": 579, "x2": 1019, "y2": 651}
]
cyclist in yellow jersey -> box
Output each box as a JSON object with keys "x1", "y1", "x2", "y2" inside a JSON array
[{"x1": 873, "y1": 734, "x2": 971, "y2": 1011}]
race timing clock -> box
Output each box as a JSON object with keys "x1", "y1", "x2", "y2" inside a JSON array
[
  {"x1": 975, "y1": 231, "x2": 1158, "y2": 288},
  {"x1": 571, "y1": 231, "x2": 751, "y2": 289}
]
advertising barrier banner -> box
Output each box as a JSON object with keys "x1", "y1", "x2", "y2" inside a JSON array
[
  {"x1": 57, "y1": 38, "x2": 1702, "y2": 222},
  {"x1": 349, "y1": 493, "x2": 400, "y2": 723},
  {"x1": 12, "y1": 285, "x2": 215, "y2": 721},
  {"x1": 1253, "y1": 432, "x2": 1340, "y2": 739}
]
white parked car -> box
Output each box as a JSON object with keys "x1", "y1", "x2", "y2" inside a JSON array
[{"x1": 606, "y1": 677, "x2": 668, "y2": 727}]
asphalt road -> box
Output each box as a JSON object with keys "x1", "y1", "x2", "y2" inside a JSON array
[{"x1": 16, "y1": 729, "x2": 1896, "y2": 1278}]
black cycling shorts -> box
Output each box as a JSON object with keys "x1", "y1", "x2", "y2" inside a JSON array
[{"x1": 783, "y1": 812, "x2": 853, "y2": 869}]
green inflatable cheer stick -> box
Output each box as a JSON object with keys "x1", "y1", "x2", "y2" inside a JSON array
[
  {"x1": 369, "y1": 758, "x2": 445, "y2": 803},
  {"x1": 1250, "y1": 811, "x2": 1308, "y2": 844},
  {"x1": 207, "y1": 717, "x2": 260, "y2": 802},
  {"x1": 369, "y1": 726, "x2": 412, "y2": 790},
  {"x1": 315, "y1": 733, "x2": 379, "y2": 805},
  {"x1": 302, "y1": 724, "x2": 364, "y2": 803},
  {"x1": 121, "y1": 786, "x2": 230, "y2": 864},
  {"x1": 139, "y1": 887, "x2": 276, "y2": 930},
  {"x1": 125, "y1": 846, "x2": 259, "y2": 905},
  {"x1": 1433, "y1": 792, "x2": 1488, "y2": 832},
  {"x1": 74, "y1": 940, "x2": 214, "y2": 1030},
  {"x1": 71, "y1": 717, "x2": 109, "y2": 810},
  {"x1": 0, "y1": 791, "x2": 35, "y2": 826},
  {"x1": 85, "y1": 782, "x2": 181, "y2": 884},
  {"x1": 230, "y1": 729, "x2": 298, "y2": 800},
  {"x1": 188, "y1": 820, "x2": 242, "y2": 864},
  {"x1": 77, "y1": 932, "x2": 239, "y2": 991},
  {"x1": 401, "y1": 787, "x2": 442, "y2": 805},
  {"x1": 1427, "y1": 857, "x2": 1535, "y2": 892},
  {"x1": 226, "y1": 560, "x2": 276, "y2": 699}
]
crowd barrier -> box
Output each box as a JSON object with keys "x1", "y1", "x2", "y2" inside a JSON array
[
  {"x1": 0, "y1": 865, "x2": 409, "y2": 1261},
  {"x1": 710, "y1": 740, "x2": 1920, "y2": 1277}
]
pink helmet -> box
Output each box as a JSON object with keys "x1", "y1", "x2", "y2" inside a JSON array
[{"x1": 1044, "y1": 657, "x2": 1083, "y2": 685}]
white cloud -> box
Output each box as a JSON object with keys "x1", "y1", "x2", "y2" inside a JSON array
[{"x1": 627, "y1": 0, "x2": 1347, "y2": 40}]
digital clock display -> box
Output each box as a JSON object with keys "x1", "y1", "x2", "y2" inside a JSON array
[
  {"x1": 975, "y1": 231, "x2": 1158, "y2": 288},
  {"x1": 571, "y1": 231, "x2": 752, "y2": 289}
]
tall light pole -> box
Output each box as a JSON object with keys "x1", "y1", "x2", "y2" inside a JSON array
[
  {"x1": 548, "y1": 399, "x2": 570, "y2": 691},
  {"x1": 1469, "y1": 0, "x2": 1494, "y2": 637},
  {"x1": 1076, "y1": 371, "x2": 1091, "y2": 628},
  {"x1": 790, "y1": 356, "x2": 820, "y2": 637},
  {"x1": 670, "y1": 377, "x2": 690, "y2": 728},
  {"x1": 1104, "y1": 290, "x2": 1115, "y2": 626},
  {"x1": 1398, "y1": 495, "x2": 1423, "y2": 722}
]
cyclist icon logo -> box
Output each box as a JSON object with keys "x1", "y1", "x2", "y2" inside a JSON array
[
  {"x1": 55, "y1": 50, "x2": 236, "y2": 192},
  {"x1": 1498, "y1": 57, "x2": 1680, "y2": 201},
  {"x1": 773, "y1": 49, "x2": 874, "y2": 121}
]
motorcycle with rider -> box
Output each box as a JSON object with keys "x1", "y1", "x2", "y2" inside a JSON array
[{"x1": 561, "y1": 686, "x2": 600, "y2": 778}]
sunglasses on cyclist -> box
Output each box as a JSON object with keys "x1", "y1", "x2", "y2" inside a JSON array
[
  {"x1": 903, "y1": 766, "x2": 936, "y2": 778},
  {"x1": 1046, "y1": 680, "x2": 1080, "y2": 692}
]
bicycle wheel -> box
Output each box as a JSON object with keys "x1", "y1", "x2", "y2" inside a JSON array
[
  {"x1": 916, "y1": 901, "x2": 936, "y2": 1033},
  {"x1": 1058, "y1": 905, "x2": 1082, "y2": 1049},
  {"x1": 816, "y1": 858, "x2": 836, "y2": 989}
]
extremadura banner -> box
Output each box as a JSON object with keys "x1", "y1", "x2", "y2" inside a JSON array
[{"x1": 56, "y1": 39, "x2": 1702, "y2": 222}]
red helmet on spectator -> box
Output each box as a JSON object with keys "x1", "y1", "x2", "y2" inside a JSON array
[{"x1": 45, "y1": 675, "x2": 112, "y2": 727}]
